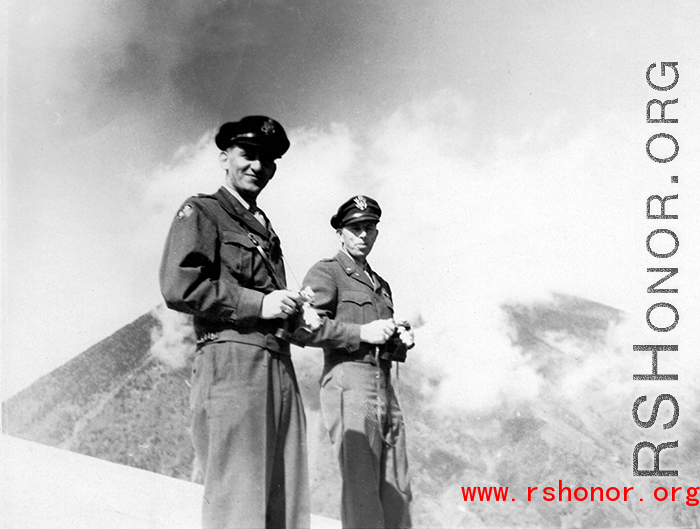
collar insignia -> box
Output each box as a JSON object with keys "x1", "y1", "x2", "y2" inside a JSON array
[{"x1": 353, "y1": 195, "x2": 368, "y2": 210}]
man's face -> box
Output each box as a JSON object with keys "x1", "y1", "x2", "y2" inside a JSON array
[
  {"x1": 219, "y1": 145, "x2": 277, "y2": 201},
  {"x1": 337, "y1": 220, "x2": 379, "y2": 261}
]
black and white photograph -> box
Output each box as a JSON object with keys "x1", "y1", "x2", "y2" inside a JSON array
[{"x1": 2, "y1": 1, "x2": 699, "y2": 527}]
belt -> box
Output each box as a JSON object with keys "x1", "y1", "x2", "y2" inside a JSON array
[
  {"x1": 195, "y1": 328, "x2": 290, "y2": 355},
  {"x1": 324, "y1": 345, "x2": 392, "y2": 370}
]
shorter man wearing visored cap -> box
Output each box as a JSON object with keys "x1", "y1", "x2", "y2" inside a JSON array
[
  {"x1": 298, "y1": 196, "x2": 414, "y2": 528},
  {"x1": 160, "y1": 116, "x2": 310, "y2": 529}
]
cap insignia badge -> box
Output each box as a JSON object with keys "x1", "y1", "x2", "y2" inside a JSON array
[
  {"x1": 353, "y1": 195, "x2": 368, "y2": 210},
  {"x1": 177, "y1": 204, "x2": 193, "y2": 221},
  {"x1": 261, "y1": 119, "x2": 275, "y2": 135}
]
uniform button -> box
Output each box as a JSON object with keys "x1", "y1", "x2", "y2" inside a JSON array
[{"x1": 375, "y1": 372, "x2": 380, "y2": 379}]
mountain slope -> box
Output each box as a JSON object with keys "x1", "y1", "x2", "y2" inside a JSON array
[
  {"x1": 2, "y1": 313, "x2": 158, "y2": 447},
  {"x1": 3, "y1": 296, "x2": 698, "y2": 528}
]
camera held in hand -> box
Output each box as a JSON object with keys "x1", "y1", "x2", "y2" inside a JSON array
[
  {"x1": 379, "y1": 319, "x2": 414, "y2": 363},
  {"x1": 275, "y1": 287, "x2": 321, "y2": 345}
]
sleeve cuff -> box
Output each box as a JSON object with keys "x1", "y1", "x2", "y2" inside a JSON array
[
  {"x1": 347, "y1": 323, "x2": 362, "y2": 351},
  {"x1": 235, "y1": 288, "x2": 266, "y2": 325}
]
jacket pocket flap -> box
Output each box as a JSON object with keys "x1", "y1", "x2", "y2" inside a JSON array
[
  {"x1": 221, "y1": 230, "x2": 256, "y2": 248},
  {"x1": 339, "y1": 290, "x2": 373, "y2": 305}
]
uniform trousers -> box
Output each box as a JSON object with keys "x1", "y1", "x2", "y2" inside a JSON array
[
  {"x1": 320, "y1": 362, "x2": 412, "y2": 529},
  {"x1": 190, "y1": 341, "x2": 310, "y2": 529}
]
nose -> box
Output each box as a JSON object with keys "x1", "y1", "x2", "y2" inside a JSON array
[{"x1": 249, "y1": 158, "x2": 262, "y2": 172}]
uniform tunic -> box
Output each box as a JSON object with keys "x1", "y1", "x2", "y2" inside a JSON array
[
  {"x1": 301, "y1": 251, "x2": 412, "y2": 529},
  {"x1": 160, "y1": 187, "x2": 310, "y2": 529}
]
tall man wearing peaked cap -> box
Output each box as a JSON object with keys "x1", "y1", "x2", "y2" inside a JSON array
[
  {"x1": 299, "y1": 196, "x2": 414, "y2": 528},
  {"x1": 159, "y1": 116, "x2": 310, "y2": 529}
]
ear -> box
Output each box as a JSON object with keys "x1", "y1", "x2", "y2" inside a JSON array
[
  {"x1": 335, "y1": 228, "x2": 344, "y2": 241},
  {"x1": 218, "y1": 150, "x2": 229, "y2": 170}
]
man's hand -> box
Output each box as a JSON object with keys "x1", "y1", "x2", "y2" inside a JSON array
[
  {"x1": 261, "y1": 290, "x2": 302, "y2": 320},
  {"x1": 360, "y1": 319, "x2": 396, "y2": 344}
]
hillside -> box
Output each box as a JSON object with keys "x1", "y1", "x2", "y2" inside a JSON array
[
  {"x1": 3, "y1": 296, "x2": 699, "y2": 528},
  {"x1": 2, "y1": 313, "x2": 159, "y2": 448}
]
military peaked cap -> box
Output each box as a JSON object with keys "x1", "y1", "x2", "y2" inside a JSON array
[
  {"x1": 331, "y1": 195, "x2": 382, "y2": 229},
  {"x1": 215, "y1": 116, "x2": 290, "y2": 158}
]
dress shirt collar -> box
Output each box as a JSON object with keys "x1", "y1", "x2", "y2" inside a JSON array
[
  {"x1": 222, "y1": 184, "x2": 254, "y2": 210},
  {"x1": 339, "y1": 248, "x2": 375, "y2": 286},
  {"x1": 341, "y1": 247, "x2": 366, "y2": 268}
]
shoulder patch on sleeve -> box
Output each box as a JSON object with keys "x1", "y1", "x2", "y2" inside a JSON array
[{"x1": 176, "y1": 203, "x2": 194, "y2": 221}]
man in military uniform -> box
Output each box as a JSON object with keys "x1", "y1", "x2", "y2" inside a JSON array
[
  {"x1": 159, "y1": 116, "x2": 310, "y2": 529},
  {"x1": 300, "y1": 196, "x2": 414, "y2": 529}
]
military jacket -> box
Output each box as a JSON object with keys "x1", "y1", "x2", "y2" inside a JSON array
[
  {"x1": 301, "y1": 251, "x2": 396, "y2": 368},
  {"x1": 160, "y1": 187, "x2": 288, "y2": 351}
]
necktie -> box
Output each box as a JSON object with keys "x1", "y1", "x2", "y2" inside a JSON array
[
  {"x1": 249, "y1": 204, "x2": 267, "y2": 230},
  {"x1": 364, "y1": 264, "x2": 376, "y2": 289}
]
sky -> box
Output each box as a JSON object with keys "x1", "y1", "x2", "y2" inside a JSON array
[{"x1": 2, "y1": 0, "x2": 700, "y2": 401}]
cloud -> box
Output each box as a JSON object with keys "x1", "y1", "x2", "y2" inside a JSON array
[
  {"x1": 8, "y1": 0, "x2": 297, "y2": 147},
  {"x1": 137, "y1": 89, "x2": 696, "y2": 415},
  {"x1": 7, "y1": 0, "x2": 698, "y2": 421},
  {"x1": 342, "y1": 91, "x2": 639, "y2": 412},
  {"x1": 149, "y1": 304, "x2": 194, "y2": 371}
]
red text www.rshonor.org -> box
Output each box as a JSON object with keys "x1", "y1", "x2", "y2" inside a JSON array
[{"x1": 462, "y1": 482, "x2": 700, "y2": 506}]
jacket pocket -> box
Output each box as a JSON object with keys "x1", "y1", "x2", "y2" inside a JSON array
[
  {"x1": 338, "y1": 290, "x2": 377, "y2": 322},
  {"x1": 220, "y1": 229, "x2": 256, "y2": 281}
]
